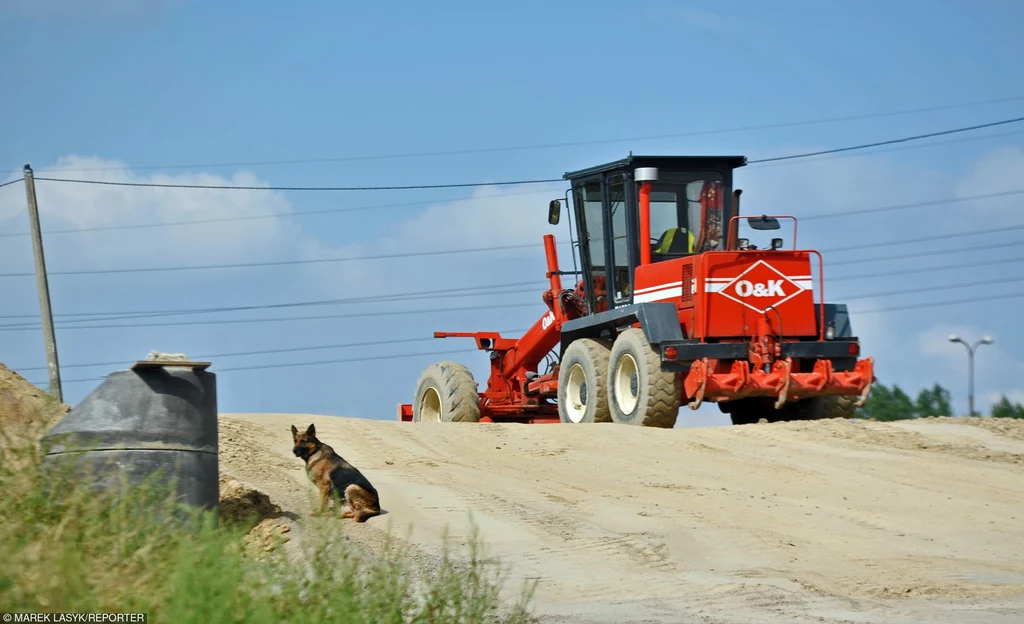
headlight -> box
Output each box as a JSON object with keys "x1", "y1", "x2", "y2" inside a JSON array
[{"x1": 825, "y1": 321, "x2": 836, "y2": 340}]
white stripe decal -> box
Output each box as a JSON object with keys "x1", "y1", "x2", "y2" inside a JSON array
[
  {"x1": 634, "y1": 280, "x2": 683, "y2": 295},
  {"x1": 633, "y1": 286, "x2": 684, "y2": 303}
]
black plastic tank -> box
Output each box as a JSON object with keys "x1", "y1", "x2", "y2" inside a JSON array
[{"x1": 39, "y1": 358, "x2": 219, "y2": 514}]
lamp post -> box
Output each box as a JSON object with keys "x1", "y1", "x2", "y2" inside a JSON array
[{"x1": 948, "y1": 334, "x2": 993, "y2": 416}]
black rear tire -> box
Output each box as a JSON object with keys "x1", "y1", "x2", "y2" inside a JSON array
[{"x1": 557, "y1": 338, "x2": 612, "y2": 424}]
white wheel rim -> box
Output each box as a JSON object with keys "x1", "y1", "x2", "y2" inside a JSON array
[
  {"x1": 614, "y1": 354, "x2": 639, "y2": 415},
  {"x1": 565, "y1": 363, "x2": 588, "y2": 423},
  {"x1": 421, "y1": 387, "x2": 442, "y2": 422}
]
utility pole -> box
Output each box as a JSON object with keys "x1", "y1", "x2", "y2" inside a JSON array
[
  {"x1": 948, "y1": 334, "x2": 993, "y2": 417},
  {"x1": 23, "y1": 163, "x2": 62, "y2": 402}
]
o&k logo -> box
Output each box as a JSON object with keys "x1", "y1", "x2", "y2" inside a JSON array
[
  {"x1": 707, "y1": 260, "x2": 810, "y2": 313},
  {"x1": 733, "y1": 279, "x2": 786, "y2": 298},
  {"x1": 541, "y1": 310, "x2": 556, "y2": 330}
]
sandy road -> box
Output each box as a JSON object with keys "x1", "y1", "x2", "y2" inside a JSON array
[{"x1": 218, "y1": 413, "x2": 1024, "y2": 623}]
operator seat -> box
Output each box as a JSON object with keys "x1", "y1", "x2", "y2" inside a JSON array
[{"x1": 651, "y1": 227, "x2": 694, "y2": 261}]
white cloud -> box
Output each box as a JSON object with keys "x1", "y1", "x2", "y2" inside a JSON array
[
  {"x1": 296, "y1": 183, "x2": 570, "y2": 300},
  {"x1": 0, "y1": 155, "x2": 306, "y2": 269}
]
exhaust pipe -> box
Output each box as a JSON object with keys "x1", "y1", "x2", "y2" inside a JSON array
[{"x1": 730, "y1": 189, "x2": 742, "y2": 250}]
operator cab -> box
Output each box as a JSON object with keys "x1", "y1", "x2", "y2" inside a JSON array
[{"x1": 550, "y1": 154, "x2": 747, "y2": 313}]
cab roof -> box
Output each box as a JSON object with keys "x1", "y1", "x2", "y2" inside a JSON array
[{"x1": 562, "y1": 154, "x2": 748, "y2": 181}]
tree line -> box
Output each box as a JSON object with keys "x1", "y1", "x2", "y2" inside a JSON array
[{"x1": 856, "y1": 382, "x2": 1024, "y2": 420}]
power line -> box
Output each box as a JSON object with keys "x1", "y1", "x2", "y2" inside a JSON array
[
  {"x1": 746, "y1": 115, "x2": 1024, "y2": 164},
  {"x1": 3, "y1": 241, "x2": 1018, "y2": 329},
  {"x1": 829, "y1": 239, "x2": 1024, "y2": 267},
  {"x1": 0, "y1": 187, "x2": 557, "y2": 239},
  {"x1": 830, "y1": 255, "x2": 1024, "y2": 282},
  {"x1": 0, "y1": 301, "x2": 543, "y2": 332},
  {"x1": 53, "y1": 347, "x2": 484, "y2": 385},
  {"x1": 27, "y1": 115, "x2": 1024, "y2": 193},
  {"x1": 747, "y1": 128, "x2": 1024, "y2": 170},
  {"x1": 0, "y1": 286, "x2": 543, "y2": 329},
  {"x1": 0, "y1": 178, "x2": 22, "y2": 189},
  {"x1": 15, "y1": 94, "x2": 1024, "y2": 175},
  {"x1": 0, "y1": 189, "x2": 1015, "y2": 279},
  {"x1": 854, "y1": 291, "x2": 1024, "y2": 315},
  {"x1": 0, "y1": 281, "x2": 547, "y2": 322},
  {"x1": 5, "y1": 238, "x2": 1014, "y2": 327},
  {"x1": 33, "y1": 175, "x2": 562, "y2": 192},
  {"x1": 7, "y1": 271, "x2": 1024, "y2": 334},
  {"x1": 12, "y1": 326, "x2": 531, "y2": 373},
  {"x1": 822, "y1": 223, "x2": 1024, "y2": 253},
  {"x1": 44, "y1": 288, "x2": 1024, "y2": 385},
  {"x1": 799, "y1": 189, "x2": 1024, "y2": 221},
  {"x1": 0, "y1": 241, "x2": 560, "y2": 278},
  {"x1": 843, "y1": 274, "x2": 1024, "y2": 301}
]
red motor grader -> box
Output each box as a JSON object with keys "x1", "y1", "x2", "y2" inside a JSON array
[{"x1": 397, "y1": 154, "x2": 874, "y2": 426}]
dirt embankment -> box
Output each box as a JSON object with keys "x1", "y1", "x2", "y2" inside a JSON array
[
  {"x1": 0, "y1": 363, "x2": 70, "y2": 451},
  {"x1": 219, "y1": 412, "x2": 1024, "y2": 624},
  {"x1": 7, "y1": 361, "x2": 1024, "y2": 623}
]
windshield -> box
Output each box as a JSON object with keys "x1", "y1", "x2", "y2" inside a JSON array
[{"x1": 645, "y1": 171, "x2": 727, "y2": 260}]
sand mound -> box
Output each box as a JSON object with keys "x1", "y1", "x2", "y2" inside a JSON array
[
  {"x1": 216, "y1": 412, "x2": 1024, "y2": 623},
  {"x1": 218, "y1": 474, "x2": 292, "y2": 558},
  {"x1": 0, "y1": 362, "x2": 70, "y2": 450}
]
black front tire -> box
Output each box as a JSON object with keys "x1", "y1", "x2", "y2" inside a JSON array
[{"x1": 607, "y1": 328, "x2": 681, "y2": 428}]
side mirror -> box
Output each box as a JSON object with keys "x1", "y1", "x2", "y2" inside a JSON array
[
  {"x1": 748, "y1": 215, "x2": 781, "y2": 231},
  {"x1": 548, "y1": 199, "x2": 561, "y2": 225}
]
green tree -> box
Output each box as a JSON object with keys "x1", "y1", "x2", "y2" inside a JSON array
[
  {"x1": 915, "y1": 383, "x2": 954, "y2": 418},
  {"x1": 859, "y1": 382, "x2": 917, "y2": 421},
  {"x1": 991, "y1": 395, "x2": 1024, "y2": 419}
]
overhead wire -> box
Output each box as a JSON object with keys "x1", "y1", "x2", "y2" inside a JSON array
[
  {"x1": 745, "y1": 115, "x2": 1024, "y2": 164},
  {"x1": 12, "y1": 326, "x2": 532, "y2": 373},
  {"x1": 842, "y1": 274, "x2": 1024, "y2": 301},
  {"x1": 0, "y1": 187, "x2": 558, "y2": 239},
  {"x1": 0, "y1": 285, "x2": 545, "y2": 329},
  {"x1": 0, "y1": 280, "x2": 548, "y2": 321},
  {"x1": 0, "y1": 301, "x2": 543, "y2": 332},
  {"x1": 7, "y1": 270, "x2": 1024, "y2": 333},
  {"x1": 0, "y1": 241, "x2": 563, "y2": 278},
  {"x1": 798, "y1": 188, "x2": 1024, "y2": 221},
  {"x1": 0, "y1": 178, "x2": 22, "y2": 189},
  {"x1": 829, "y1": 255, "x2": 1024, "y2": 282},
  {"x1": 0, "y1": 190, "x2": 1018, "y2": 279},
  {"x1": 829, "y1": 239, "x2": 1024, "y2": 267},
  {"x1": 821, "y1": 223, "x2": 1024, "y2": 253},
  {"x1": 32, "y1": 176, "x2": 562, "y2": 192},
  {"x1": 746, "y1": 128, "x2": 1024, "y2": 170},
  {"x1": 26, "y1": 115, "x2": 1024, "y2": 194},
  {"x1": 6, "y1": 227, "x2": 1019, "y2": 323},
  {"x1": 41, "y1": 289, "x2": 1024, "y2": 386},
  {"x1": 14, "y1": 93, "x2": 1024, "y2": 175},
  {"x1": 52, "y1": 347, "x2": 485, "y2": 385}
]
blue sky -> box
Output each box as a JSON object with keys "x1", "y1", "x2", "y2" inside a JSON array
[{"x1": 1, "y1": 0, "x2": 1023, "y2": 424}]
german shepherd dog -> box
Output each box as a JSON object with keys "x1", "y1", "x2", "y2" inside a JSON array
[{"x1": 291, "y1": 423, "x2": 381, "y2": 522}]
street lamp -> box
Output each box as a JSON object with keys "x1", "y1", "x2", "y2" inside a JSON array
[{"x1": 948, "y1": 334, "x2": 994, "y2": 416}]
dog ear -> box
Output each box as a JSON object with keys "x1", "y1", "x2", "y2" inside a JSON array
[
  {"x1": 291, "y1": 425, "x2": 298, "y2": 436},
  {"x1": 305, "y1": 423, "x2": 316, "y2": 437}
]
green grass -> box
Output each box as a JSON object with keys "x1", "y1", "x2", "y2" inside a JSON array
[{"x1": 0, "y1": 420, "x2": 537, "y2": 624}]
